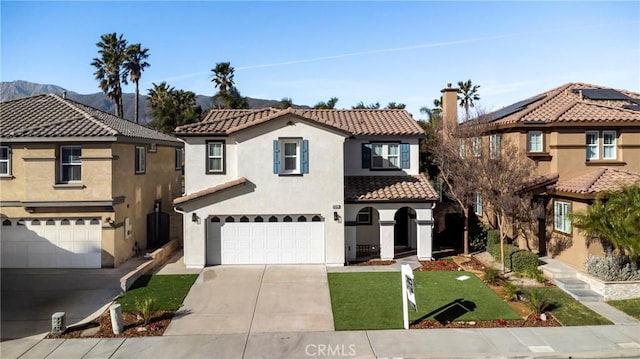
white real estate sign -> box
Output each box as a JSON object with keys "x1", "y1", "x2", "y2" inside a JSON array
[{"x1": 401, "y1": 264, "x2": 417, "y2": 329}]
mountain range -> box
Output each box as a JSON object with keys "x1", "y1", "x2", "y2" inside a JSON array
[{"x1": 0, "y1": 80, "x2": 308, "y2": 124}]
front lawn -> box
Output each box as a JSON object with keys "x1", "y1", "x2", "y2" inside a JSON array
[
  {"x1": 528, "y1": 287, "x2": 612, "y2": 326},
  {"x1": 117, "y1": 274, "x2": 198, "y2": 312},
  {"x1": 607, "y1": 298, "x2": 640, "y2": 320},
  {"x1": 328, "y1": 271, "x2": 520, "y2": 330}
]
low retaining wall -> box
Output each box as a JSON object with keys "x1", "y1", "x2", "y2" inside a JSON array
[
  {"x1": 576, "y1": 272, "x2": 640, "y2": 301},
  {"x1": 120, "y1": 240, "x2": 180, "y2": 291}
]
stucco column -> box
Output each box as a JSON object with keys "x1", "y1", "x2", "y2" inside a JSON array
[
  {"x1": 416, "y1": 207, "x2": 434, "y2": 260},
  {"x1": 344, "y1": 223, "x2": 357, "y2": 262},
  {"x1": 379, "y1": 220, "x2": 395, "y2": 260},
  {"x1": 182, "y1": 211, "x2": 206, "y2": 268}
]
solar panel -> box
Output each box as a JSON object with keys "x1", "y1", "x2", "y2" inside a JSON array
[
  {"x1": 487, "y1": 94, "x2": 546, "y2": 122},
  {"x1": 572, "y1": 88, "x2": 630, "y2": 100},
  {"x1": 623, "y1": 104, "x2": 640, "y2": 112}
]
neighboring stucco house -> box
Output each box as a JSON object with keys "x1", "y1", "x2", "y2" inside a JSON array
[
  {"x1": 173, "y1": 107, "x2": 438, "y2": 267},
  {"x1": 441, "y1": 82, "x2": 640, "y2": 270},
  {"x1": 0, "y1": 94, "x2": 183, "y2": 268}
]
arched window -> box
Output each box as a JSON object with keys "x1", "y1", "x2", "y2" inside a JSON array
[
  {"x1": 269, "y1": 216, "x2": 278, "y2": 222},
  {"x1": 61, "y1": 219, "x2": 70, "y2": 225},
  {"x1": 283, "y1": 216, "x2": 292, "y2": 222},
  {"x1": 2, "y1": 219, "x2": 11, "y2": 226},
  {"x1": 46, "y1": 219, "x2": 56, "y2": 225},
  {"x1": 89, "y1": 218, "x2": 100, "y2": 225},
  {"x1": 76, "y1": 219, "x2": 85, "y2": 225},
  {"x1": 240, "y1": 216, "x2": 249, "y2": 222},
  {"x1": 254, "y1": 216, "x2": 264, "y2": 222},
  {"x1": 297, "y1": 216, "x2": 307, "y2": 222},
  {"x1": 225, "y1": 216, "x2": 235, "y2": 223},
  {"x1": 32, "y1": 219, "x2": 41, "y2": 225},
  {"x1": 312, "y1": 215, "x2": 322, "y2": 222},
  {"x1": 17, "y1": 219, "x2": 26, "y2": 226},
  {"x1": 210, "y1": 216, "x2": 221, "y2": 222}
]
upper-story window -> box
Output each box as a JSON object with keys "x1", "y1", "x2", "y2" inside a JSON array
[
  {"x1": 489, "y1": 134, "x2": 501, "y2": 159},
  {"x1": 135, "y1": 145, "x2": 146, "y2": 174},
  {"x1": 472, "y1": 137, "x2": 481, "y2": 157},
  {"x1": 274, "y1": 138, "x2": 308, "y2": 175},
  {"x1": 458, "y1": 140, "x2": 466, "y2": 159},
  {"x1": 0, "y1": 145, "x2": 11, "y2": 176},
  {"x1": 586, "y1": 130, "x2": 616, "y2": 161},
  {"x1": 528, "y1": 131, "x2": 543, "y2": 153},
  {"x1": 206, "y1": 141, "x2": 225, "y2": 174},
  {"x1": 473, "y1": 192, "x2": 483, "y2": 216},
  {"x1": 60, "y1": 146, "x2": 81, "y2": 182},
  {"x1": 362, "y1": 142, "x2": 410, "y2": 170},
  {"x1": 554, "y1": 200, "x2": 572, "y2": 234},
  {"x1": 175, "y1": 148, "x2": 183, "y2": 170},
  {"x1": 148, "y1": 143, "x2": 157, "y2": 153}
]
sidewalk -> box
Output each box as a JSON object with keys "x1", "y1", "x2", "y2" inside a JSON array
[{"x1": 2, "y1": 325, "x2": 639, "y2": 358}]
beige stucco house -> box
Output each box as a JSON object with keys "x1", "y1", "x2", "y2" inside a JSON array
[
  {"x1": 441, "y1": 82, "x2": 640, "y2": 270},
  {"x1": 173, "y1": 108, "x2": 438, "y2": 267},
  {"x1": 0, "y1": 94, "x2": 183, "y2": 268}
]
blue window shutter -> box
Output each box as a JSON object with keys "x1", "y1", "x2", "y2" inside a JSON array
[
  {"x1": 273, "y1": 140, "x2": 280, "y2": 174},
  {"x1": 400, "y1": 143, "x2": 410, "y2": 169},
  {"x1": 361, "y1": 143, "x2": 371, "y2": 168},
  {"x1": 301, "y1": 139, "x2": 309, "y2": 174}
]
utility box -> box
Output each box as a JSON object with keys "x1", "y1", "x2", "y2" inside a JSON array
[{"x1": 51, "y1": 312, "x2": 66, "y2": 335}]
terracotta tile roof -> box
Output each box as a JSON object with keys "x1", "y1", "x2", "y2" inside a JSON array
[
  {"x1": 519, "y1": 172, "x2": 560, "y2": 191},
  {"x1": 0, "y1": 94, "x2": 180, "y2": 144},
  {"x1": 173, "y1": 177, "x2": 248, "y2": 205},
  {"x1": 552, "y1": 168, "x2": 640, "y2": 195},
  {"x1": 345, "y1": 175, "x2": 438, "y2": 202},
  {"x1": 480, "y1": 83, "x2": 640, "y2": 126},
  {"x1": 174, "y1": 108, "x2": 424, "y2": 136}
]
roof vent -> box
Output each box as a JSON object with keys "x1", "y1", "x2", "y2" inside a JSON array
[{"x1": 61, "y1": 91, "x2": 67, "y2": 99}]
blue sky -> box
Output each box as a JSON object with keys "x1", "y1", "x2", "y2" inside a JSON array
[{"x1": 1, "y1": 1, "x2": 638, "y2": 119}]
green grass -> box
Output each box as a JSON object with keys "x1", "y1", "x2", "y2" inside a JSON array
[
  {"x1": 537, "y1": 287, "x2": 612, "y2": 326},
  {"x1": 607, "y1": 298, "x2": 640, "y2": 320},
  {"x1": 328, "y1": 271, "x2": 520, "y2": 330},
  {"x1": 117, "y1": 274, "x2": 198, "y2": 312}
]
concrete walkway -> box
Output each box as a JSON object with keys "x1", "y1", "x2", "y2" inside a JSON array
[{"x1": 2, "y1": 325, "x2": 638, "y2": 358}]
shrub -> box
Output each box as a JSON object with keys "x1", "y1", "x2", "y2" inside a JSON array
[
  {"x1": 511, "y1": 250, "x2": 539, "y2": 273},
  {"x1": 525, "y1": 268, "x2": 547, "y2": 283},
  {"x1": 483, "y1": 266, "x2": 501, "y2": 285},
  {"x1": 525, "y1": 288, "x2": 551, "y2": 315},
  {"x1": 136, "y1": 297, "x2": 158, "y2": 325},
  {"x1": 503, "y1": 281, "x2": 522, "y2": 301},
  {"x1": 469, "y1": 220, "x2": 489, "y2": 252},
  {"x1": 585, "y1": 253, "x2": 640, "y2": 281}
]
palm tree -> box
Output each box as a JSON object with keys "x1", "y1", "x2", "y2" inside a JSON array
[
  {"x1": 91, "y1": 33, "x2": 129, "y2": 118},
  {"x1": 314, "y1": 97, "x2": 339, "y2": 109},
  {"x1": 457, "y1": 79, "x2": 481, "y2": 121},
  {"x1": 124, "y1": 44, "x2": 150, "y2": 124},
  {"x1": 211, "y1": 62, "x2": 235, "y2": 95},
  {"x1": 278, "y1": 97, "x2": 293, "y2": 109}
]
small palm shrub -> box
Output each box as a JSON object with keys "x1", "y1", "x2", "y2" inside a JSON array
[
  {"x1": 483, "y1": 267, "x2": 501, "y2": 285},
  {"x1": 525, "y1": 268, "x2": 547, "y2": 283},
  {"x1": 525, "y1": 288, "x2": 551, "y2": 315},
  {"x1": 503, "y1": 281, "x2": 522, "y2": 301},
  {"x1": 136, "y1": 297, "x2": 158, "y2": 325}
]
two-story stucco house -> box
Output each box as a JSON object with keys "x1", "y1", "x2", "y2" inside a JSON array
[
  {"x1": 0, "y1": 94, "x2": 183, "y2": 268},
  {"x1": 173, "y1": 107, "x2": 438, "y2": 267},
  {"x1": 441, "y1": 83, "x2": 640, "y2": 270}
]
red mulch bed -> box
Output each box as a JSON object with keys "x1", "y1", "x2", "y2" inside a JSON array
[
  {"x1": 410, "y1": 312, "x2": 561, "y2": 329},
  {"x1": 350, "y1": 259, "x2": 396, "y2": 266},
  {"x1": 417, "y1": 259, "x2": 461, "y2": 271},
  {"x1": 46, "y1": 310, "x2": 174, "y2": 339}
]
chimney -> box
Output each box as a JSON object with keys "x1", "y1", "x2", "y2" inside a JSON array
[
  {"x1": 61, "y1": 91, "x2": 67, "y2": 99},
  {"x1": 441, "y1": 83, "x2": 459, "y2": 136}
]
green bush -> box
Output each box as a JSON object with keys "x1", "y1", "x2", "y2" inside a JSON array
[
  {"x1": 135, "y1": 297, "x2": 158, "y2": 325},
  {"x1": 503, "y1": 281, "x2": 522, "y2": 301},
  {"x1": 525, "y1": 288, "x2": 552, "y2": 315},
  {"x1": 511, "y1": 250, "x2": 539, "y2": 273},
  {"x1": 482, "y1": 267, "x2": 501, "y2": 285},
  {"x1": 525, "y1": 268, "x2": 547, "y2": 283}
]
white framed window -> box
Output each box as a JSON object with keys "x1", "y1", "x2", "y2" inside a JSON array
[
  {"x1": 206, "y1": 141, "x2": 224, "y2": 173},
  {"x1": 490, "y1": 134, "x2": 501, "y2": 159},
  {"x1": 459, "y1": 139, "x2": 466, "y2": 159},
  {"x1": 528, "y1": 131, "x2": 543, "y2": 153},
  {"x1": 586, "y1": 131, "x2": 599, "y2": 160},
  {"x1": 0, "y1": 145, "x2": 11, "y2": 176},
  {"x1": 148, "y1": 143, "x2": 157, "y2": 153},
  {"x1": 274, "y1": 138, "x2": 308, "y2": 175},
  {"x1": 60, "y1": 146, "x2": 81, "y2": 182},
  {"x1": 473, "y1": 192, "x2": 483, "y2": 216},
  {"x1": 356, "y1": 207, "x2": 372, "y2": 225},
  {"x1": 371, "y1": 143, "x2": 400, "y2": 169},
  {"x1": 472, "y1": 137, "x2": 482, "y2": 157},
  {"x1": 602, "y1": 130, "x2": 617, "y2": 160},
  {"x1": 554, "y1": 201, "x2": 572, "y2": 234},
  {"x1": 175, "y1": 148, "x2": 183, "y2": 170},
  {"x1": 135, "y1": 145, "x2": 146, "y2": 174}
]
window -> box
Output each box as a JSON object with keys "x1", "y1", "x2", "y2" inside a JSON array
[
  {"x1": 175, "y1": 148, "x2": 183, "y2": 170},
  {"x1": 372, "y1": 143, "x2": 399, "y2": 169},
  {"x1": 356, "y1": 207, "x2": 372, "y2": 225},
  {"x1": 148, "y1": 143, "x2": 157, "y2": 153},
  {"x1": 274, "y1": 139, "x2": 308, "y2": 175},
  {"x1": 0, "y1": 145, "x2": 11, "y2": 176},
  {"x1": 528, "y1": 131, "x2": 543, "y2": 153},
  {"x1": 602, "y1": 131, "x2": 617, "y2": 160},
  {"x1": 490, "y1": 134, "x2": 501, "y2": 159},
  {"x1": 458, "y1": 139, "x2": 466, "y2": 159},
  {"x1": 472, "y1": 137, "x2": 482, "y2": 157},
  {"x1": 135, "y1": 146, "x2": 146, "y2": 174},
  {"x1": 586, "y1": 131, "x2": 599, "y2": 160},
  {"x1": 473, "y1": 193, "x2": 483, "y2": 216},
  {"x1": 554, "y1": 201, "x2": 572, "y2": 234},
  {"x1": 206, "y1": 141, "x2": 224, "y2": 173},
  {"x1": 60, "y1": 146, "x2": 81, "y2": 182}
]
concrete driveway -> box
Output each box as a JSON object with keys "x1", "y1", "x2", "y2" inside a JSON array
[
  {"x1": 164, "y1": 265, "x2": 334, "y2": 335},
  {"x1": 0, "y1": 266, "x2": 132, "y2": 341}
]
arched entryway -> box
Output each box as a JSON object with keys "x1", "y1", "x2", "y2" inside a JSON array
[
  {"x1": 394, "y1": 207, "x2": 417, "y2": 256},
  {"x1": 354, "y1": 206, "x2": 380, "y2": 260}
]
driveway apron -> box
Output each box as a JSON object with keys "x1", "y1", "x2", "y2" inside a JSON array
[{"x1": 164, "y1": 265, "x2": 334, "y2": 336}]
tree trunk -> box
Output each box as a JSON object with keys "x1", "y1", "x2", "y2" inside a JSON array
[
  {"x1": 134, "y1": 81, "x2": 140, "y2": 124},
  {"x1": 463, "y1": 207, "x2": 469, "y2": 255}
]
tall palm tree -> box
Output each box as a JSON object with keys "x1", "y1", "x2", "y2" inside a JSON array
[
  {"x1": 91, "y1": 33, "x2": 129, "y2": 117},
  {"x1": 457, "y1": 79, "x2": 481, "y2": 121},
  {"x1": 125, "y1": 44, "x2": 150, "y2": 124},
  {"x1": 314, "y1": 97, "x2": 339, "y2": 109},
  {"x1": 211, "y1": 62, "x2": 235, "y2": 95}
]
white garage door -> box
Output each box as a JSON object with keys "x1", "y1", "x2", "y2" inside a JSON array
[
  {"x1": 207, "y1": 216, "x2": 325, "y2": 265},
  {"x1": 0, "y1": 218, "x2": 102, "y2": 268}
]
